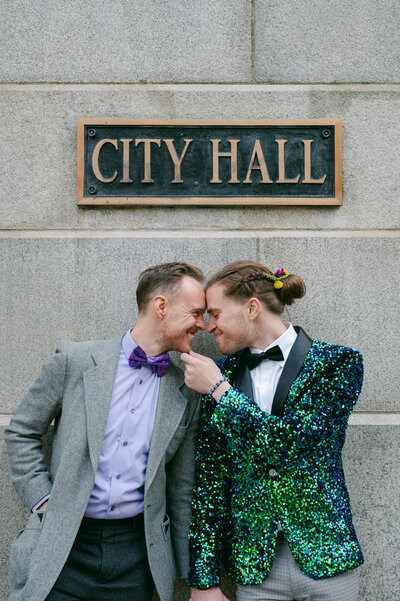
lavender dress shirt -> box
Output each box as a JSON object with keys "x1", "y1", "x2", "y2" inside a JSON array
[{"x1": 84, "y1": 330, "x2": 161, "y2": 519}]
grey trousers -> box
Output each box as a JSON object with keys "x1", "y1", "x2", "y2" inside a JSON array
[
  {"x1": 235, "y1": 535, "x2": 359, "y2": 601},
  {"x1": 45, "y1": 515, "x2": 154, "y2": 601}
]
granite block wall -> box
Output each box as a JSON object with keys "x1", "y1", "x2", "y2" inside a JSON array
[{"x1": 1, "y1": 1, "x2": 399, "y2": 599}]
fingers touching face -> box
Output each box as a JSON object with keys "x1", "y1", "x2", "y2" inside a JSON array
[{"x1": 158, "y1": 277, "x2": 253, "y2": 355}]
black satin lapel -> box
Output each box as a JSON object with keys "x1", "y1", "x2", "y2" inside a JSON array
[
  {"x1": 232, "y1": 349, "x2": 254, "y2": 398},
  {"x1": 235, "y1": 365, "x2": 254, "y2": 398},
  {"x1": 271, "y1": 327, "x2": 313, "y2": 417}
]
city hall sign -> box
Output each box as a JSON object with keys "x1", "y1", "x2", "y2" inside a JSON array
[{"x1": 77, "y1": 119, "x2": 342, "y2": 206}]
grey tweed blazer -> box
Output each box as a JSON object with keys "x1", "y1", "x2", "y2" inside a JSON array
[{"x1": 5, "y1": 336, "x2": 200, "y2": 601}]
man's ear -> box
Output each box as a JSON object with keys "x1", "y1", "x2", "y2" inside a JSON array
[
  {"x1": 154, "y1": 295, "x2": 168, "y2": 319},
  {"x1": 247, "y1": 297, "x2": 261, "y2": 320}
]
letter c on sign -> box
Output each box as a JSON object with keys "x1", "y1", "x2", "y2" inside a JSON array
[{"x1": 92, "y1": 139, "x2": 118, "y2": 183}]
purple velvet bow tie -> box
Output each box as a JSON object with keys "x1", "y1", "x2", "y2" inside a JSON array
[{"x1": 128, "y1": 345, "x2": 170, "y2": 377}]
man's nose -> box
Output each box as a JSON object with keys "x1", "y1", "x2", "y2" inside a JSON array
[
  {"x1": 196, "y1": 316, "x2": 206, "y2": 331},
  {"x1": 207, "y1": 318, "x2": 215, "y2": 333}
]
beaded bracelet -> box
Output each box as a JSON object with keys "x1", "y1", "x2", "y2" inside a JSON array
[{"x1": 208, "y1": 377, "x2": 229, "y2": 398}]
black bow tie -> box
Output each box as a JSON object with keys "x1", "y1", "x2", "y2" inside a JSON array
[{"x1": 243, "y1": 345, "x2": 284, "y2": 370}]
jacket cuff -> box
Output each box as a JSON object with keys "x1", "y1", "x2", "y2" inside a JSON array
[
  {"x1": 210, "y1": 387, "x2": 242, "y2": 431},
  {"x1": 21, "y1": 475, "x2": 52, "y2": 513},
  {"x1": 31, "y1": 493, "x2": 51, "y2": 512}
]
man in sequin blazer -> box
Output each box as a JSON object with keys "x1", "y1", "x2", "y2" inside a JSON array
[{"x1": 182, "y1": 260, "x2": 364, "y2": 601}]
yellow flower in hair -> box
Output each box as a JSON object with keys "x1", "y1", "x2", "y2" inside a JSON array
[
  {"x1": 283, "y1": 270, "x2": 288, "y2": 275},
  {"x1": 274, "y1": 281, "x2": 283, "y2": 289}
]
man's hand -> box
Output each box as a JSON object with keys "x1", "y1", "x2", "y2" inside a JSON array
[
  {"x1": 36, "y1": 500, "x2": 48, "y2": 511},
  {"x1": 190, "y1": 587, "x2": 230, "y2": 601},
  {"x1": 181, "y1": 351, "x2": 231, "y2": 400}
]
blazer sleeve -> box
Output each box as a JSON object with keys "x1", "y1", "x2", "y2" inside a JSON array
[
  {"x1": 187, "y1": 392, "x2": 229, "y2": 588},
  {"x1": 211, "y1": 347, "x2": 363, "y2": 467},
  {"x1": 4, "y1": 344, "x2": 67, "y2": 511}
]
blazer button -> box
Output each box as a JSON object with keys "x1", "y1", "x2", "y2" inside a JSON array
[{"x1": 268, "y1": 468, "x2": 277, "y2": 477}]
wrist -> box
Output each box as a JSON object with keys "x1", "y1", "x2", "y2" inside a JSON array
[
  {"x1": 210, "y1": 380, "x2": 231, "y2": 401},
  {"x1": 208, "y1": 377, "x2": 229, "y2": 398},
  {"x1": 190, "y1": 586, "x2": 219, "y2": 598}
]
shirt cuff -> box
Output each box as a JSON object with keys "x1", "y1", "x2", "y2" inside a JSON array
[{"x1": 31, "y1": 494, "x2": 50, "y2": 512}]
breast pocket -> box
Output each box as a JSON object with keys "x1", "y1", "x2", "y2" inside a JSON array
[{"x1": 9, "y1": 511, "x2": 45, "y2": 591}]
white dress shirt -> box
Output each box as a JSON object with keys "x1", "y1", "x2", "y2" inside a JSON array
[{"x1": 249, "y1": 323, "x2": 297, "y2": 414}]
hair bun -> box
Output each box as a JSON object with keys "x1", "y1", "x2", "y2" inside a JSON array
[{"x1": 279, "y1": 274, "x2": 306, "y2": 305}]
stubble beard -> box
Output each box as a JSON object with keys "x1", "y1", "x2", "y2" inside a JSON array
[{"x1": 216, "y1": 318, "x2": 251, "y2": 356}]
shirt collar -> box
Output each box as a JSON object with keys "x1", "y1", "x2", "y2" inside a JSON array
[
  {"x1": 122, "y1": 329, "x2": 137, "y2": 361},
  {"x1": 250, "y1": 323, "x2": 297, "y2": 362}
]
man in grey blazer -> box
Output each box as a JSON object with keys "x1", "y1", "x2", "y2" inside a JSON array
[{"x1": 5, "y1": 262, "x2": 206, "y2": 601}]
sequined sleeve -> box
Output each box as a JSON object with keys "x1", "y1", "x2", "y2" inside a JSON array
[
  {"x1": 187, "y1": 392, "x2": 229, "y2": 588},
  {"x1": 211, "y1": 347, "x2": 363, "y2": 467}
]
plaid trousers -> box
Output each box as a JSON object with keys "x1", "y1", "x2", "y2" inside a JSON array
[{"x1": 235, "y1": 534, "x2": 359, "y2": 601}]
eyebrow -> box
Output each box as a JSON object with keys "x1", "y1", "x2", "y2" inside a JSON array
[{"x1": 206, "y1": 307, "x2": 220, "y2": 314}]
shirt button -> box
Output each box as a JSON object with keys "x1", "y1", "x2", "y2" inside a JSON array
[
  {"x1": 110, "y1": 505, "x2": 115, "y2": 511},
  {"x1": 269, "y1": 468, "x2": 277, "y2": 477},
  {"x1": 122, "y1": 441, "x2": 128, "y2": 446},
  {"x1": 138, "y1": 379, "x2": 143, "y2": 384},
  {"x1": 116, "y1": 474, "x2": 121, "y2": 479},
  {"x1": 131, "y1": 408, "x2": 136, "y2": 413}
]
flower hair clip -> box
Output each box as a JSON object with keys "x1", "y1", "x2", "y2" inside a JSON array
[{"x1": 246, "y1": 269, "x2": 289, "y2": 289}]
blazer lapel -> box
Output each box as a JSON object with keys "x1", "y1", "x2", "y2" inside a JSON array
[
  {"x1": 145, "y1": 361, "x2": 189, "y2": 492},
  {"x1": 83, "y1": 336, "x2": 121, "y2": 472},
  {"x1": 270, "y1": 326, "x2": 313, "y2": 416},
  {"x1": 233, "y1": 349, "x2": 254, "y2": 398}
]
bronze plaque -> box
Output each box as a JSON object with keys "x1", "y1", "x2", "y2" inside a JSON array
[{"x1": 77, "y1": 119, "x2": 342, "y2": 206}]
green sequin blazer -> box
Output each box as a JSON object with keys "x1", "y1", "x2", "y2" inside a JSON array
[{"x1": 188, "y1": 327, "x2": 364, "y2": 588}]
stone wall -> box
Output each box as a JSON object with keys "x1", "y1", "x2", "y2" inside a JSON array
[{"x1": 1, "y1": 2, "x2": 399, "y2": 600}]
